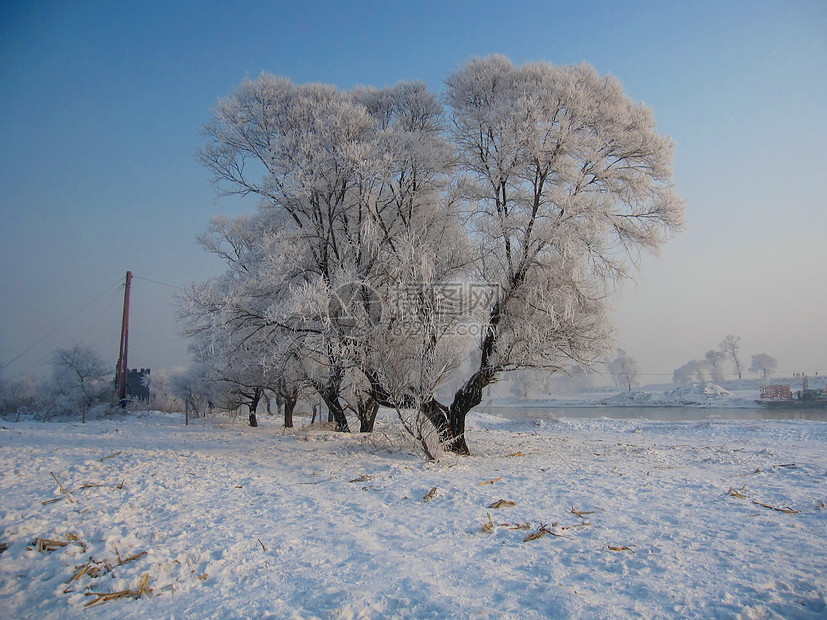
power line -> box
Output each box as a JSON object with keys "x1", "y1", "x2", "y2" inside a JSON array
[
  {"x1": 132, "y1": 275, "x2": 185, "y2": 290},
  {"x1": 0, "y1": 271, "x2": 186, "y2": 375},
  {"x1": 0, "y1": 278, "x2": 123, "y2": 373}
]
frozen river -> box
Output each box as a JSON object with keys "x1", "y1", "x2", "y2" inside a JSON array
[{"x1": 482, "y1": 405, "x2": 827, "y2": 422}]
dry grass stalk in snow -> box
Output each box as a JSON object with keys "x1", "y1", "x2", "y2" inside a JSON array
[
  {"x1": 79, "y1": 482, "x2": 105, "y2": 490},
  {"x1": 83, "y1": 574, "x2": 152, "y2": 608},
  {"x1": 84, "y1": 590, "x2": 137, "y2": 607},
  {"x1": 752, "y1": 500, "x2": 800, "y2": 514},
  {"x1": 500, "y1": 522, "x2": 532, "y2": 530},
  {"x1": 63, "y1": 548, "x2": 148, "y2": 591},
  {"x1": 65, "y1": 559, "x2": 94, "y2": 586},
  {"x1": 727, "y1": 485, "x2": 748, "y2": 499},
  {"x1": 571, "y1": 508, "x2": 595, "y2": 518},
  {"x1": 523, "y1": 523, "x2": 555, "y2": 542},
  {"x1": 50, "y1": 471, "x2": 75, "y2": 503},
  {"x1": 29, "y1": 536, "x2": 84, "y2": 553},
  {"x1": 116, "y1": 549, "x2": 148, "y2": 565},
  {"x1": 138, "y1": 573, "x2": 151, "y2": 595},
  {"x1": 728, "y1": 486, "x2": 800, "y2": 513},
  {"x1": 487, "y1": 499, "x2": 516, "y2": 509},
  {"x1": 349, "y1": 474, "x2": 376, "y2": 483}
]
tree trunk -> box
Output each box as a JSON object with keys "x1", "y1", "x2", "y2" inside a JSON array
[
  {"x1": 431, "y1": 294, "x2": 503, "y2": 454},
  {"x1": 441, "y1": 368, "x2": 496, "y2": 455},
  {"x1": 357, "y1": 398, "x2": 379, "y2": 433},
  {"x1": 319, "y1": 390, "x2": 350, "y2": 432},
  {"x1": 283, "y1": 395, "x2": 296, "y2": 428},
  {"x1": 247, "y1": 387, "x2": 262, "y2": 427},
  {"x1": 420, "y1": 399, "x2": 452, "y2": 445},
  {"x1": 445, "y1": 397, "x2": 475, "y2": 456}
]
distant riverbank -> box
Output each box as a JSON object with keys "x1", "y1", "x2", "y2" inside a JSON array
[{"x1": 481, "y1": 405, "x2": 827, "y2": 422}]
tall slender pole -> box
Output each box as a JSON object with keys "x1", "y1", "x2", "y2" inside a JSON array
[{"x1": 116, "y1": 271, "x2": 132, "y2": 404}]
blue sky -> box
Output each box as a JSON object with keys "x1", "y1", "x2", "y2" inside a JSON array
[{"x1": 1, "y1": 0, "x2": 825, "y2": 381}]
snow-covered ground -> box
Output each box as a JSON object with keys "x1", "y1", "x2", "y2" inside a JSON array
[{"x1": 1, "y1": 410, "x2": 825, "y2": 619}]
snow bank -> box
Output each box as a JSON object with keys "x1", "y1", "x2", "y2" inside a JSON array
[
  {"x1": 600, "y1": 383, "x2": 754, "y2": 408},
  {"x1": 1, "y1": 411, "x2": 825, "y2": 618}
]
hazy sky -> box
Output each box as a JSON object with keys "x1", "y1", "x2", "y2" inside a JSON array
[{"x1": 1, "y1": 0, "x2": 825, "y2": 383}]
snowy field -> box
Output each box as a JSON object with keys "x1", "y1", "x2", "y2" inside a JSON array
[{"x1": 1, "y1": 410, "x2": 825, "y2": 619}]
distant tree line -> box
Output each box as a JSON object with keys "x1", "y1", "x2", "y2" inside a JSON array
[
  {"x1": 673, "y1": 335, "x2": 778, "y2": 387},
  {"x1": 0, "y1": 345, "x2": 197, "y2": 422},
  {"x1": 0, "y1": 345, "x2": 114, "y2": 422}
]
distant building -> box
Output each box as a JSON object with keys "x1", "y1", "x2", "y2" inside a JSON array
[{"x1": 127, "y1": 368, "x2": 150, "y2": 400}]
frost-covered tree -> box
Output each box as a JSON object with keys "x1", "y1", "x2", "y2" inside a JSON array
[
  {"x1": 673, "y1": 359, "x2": 707, "y2": 387},
  {"x1": 418, "y1": 56, "x2": 684, "y2": 452},
  {"x1": 609, "y1": 349, "x2": 641, "y2": 391},
  {"x1": 509, "y1": 371, "x2": 538, "y2": 399},
  {"x1": 270, "y1": 349, "x2": 306, "y2": 429},
  {"x1": 190, "y1": 75, "x2": 460, "y2": 435},
  {"x1": 546, "y1": 365, "x2": 599, "y2": 394},
  {"x1": 195, "y1": 77, "x2": 374, "y2": 430},
  {"x1": 704, "y1": 349, "x2": 726, "y2": 384},
  {"x1": 193, "y1": 338, "x2": 270, "y2": 427},
  {"x1": 182, "y1": 289, "x2": 308, "y2": 429},
  {"x1": 360, "y1": 218, "x2": 470, "y2": 443},
  {"x1": 144, "y1": 368, "x2": 186, "y2": 413},
  {"x1": 169, "y1": 366, "x2": 216, "y2": 424},
  {"x1": 50, "y1": 345, "x2": 111, "y2": 423},
  {"x1": 0, "y1": 373, "x2": 40, "y2": 418},
  {"x1": 749, "y1": 353, "x2": 778, "y2": 381},
  {"x1": 186, "y1": 57, "x2": 684, "y2": 455},
  {"x1": 720, "y1": 335, "x2": 743, "y2": 380}
]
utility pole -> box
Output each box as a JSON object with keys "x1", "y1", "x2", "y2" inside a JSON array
[{"x1": 115, "y1": 271, "x2": 132, "y2": 405}]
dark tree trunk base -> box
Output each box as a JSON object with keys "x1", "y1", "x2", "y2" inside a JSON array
[
  {"x1": 441, "y1": 368, "x2": 495, "y2": 455},
  {"x1": 320, "y1": 391, "x2": 350, "y2": 432},
  {"x1": 283, "y1": 397, "x2": 295, "y2": 428},
  {"x1": 358, "y1": 399, "x2": 379, "y2": 433}
]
